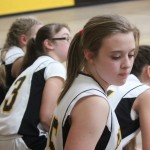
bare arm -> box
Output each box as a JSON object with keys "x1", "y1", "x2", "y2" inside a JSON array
[
  {"x1": 64, "y1": 96, "x2": 109, "y2": 150},
  {"x1": 136, "y1": 89, "x2": 150, "y2": 150},
  {"x1": 40, "y1": 77, "x2": 65, "y2": 131},
  {"x1": 12, "y1": 57, "x2": 24, "y2": 77}
]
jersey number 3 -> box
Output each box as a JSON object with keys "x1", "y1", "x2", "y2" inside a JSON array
[{"x1": 2, "y1": 76, "x2": 26, "y2": 112}]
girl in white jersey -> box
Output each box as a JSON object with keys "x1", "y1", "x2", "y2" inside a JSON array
[
  {"x1": 0, "y1": 23, "x2": 71, "y2": 150},
  {"x1": 46, "y1": 14, "x2": 140, "y2": 150},
  {"x1": 108, "y1": 45, "x2": 150, "y2": 150},
  {"x1": 0, "y1": 16, "x2": 43, "y2": 104}
]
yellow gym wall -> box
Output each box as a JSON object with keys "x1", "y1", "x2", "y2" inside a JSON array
[{"x1": 0, "y1": 0, "x2": 75, "y2": 16}]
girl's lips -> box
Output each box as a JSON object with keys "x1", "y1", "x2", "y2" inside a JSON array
[{"x1": 118, "y1": 73, "x2": 129, "y2": 78}]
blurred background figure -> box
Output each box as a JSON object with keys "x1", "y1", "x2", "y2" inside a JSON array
[
  {"x1": 0, "y1": 23, "x2": 71, "y2": 150},
  {"x1": 0, "y1": 16, "x2": 43, "y2": 104}
]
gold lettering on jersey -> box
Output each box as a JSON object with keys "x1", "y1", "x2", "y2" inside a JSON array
[
  {"x1": 115, "y1": 128, "x2": 122, "y2": 149},
  {"x1": 107, "y1": 90, "x2": 115, "y2": 96},
  {"x1": 2, "y1": 76, "x2": 26, "y2": 112},
  {"x1": 49, "y1": 116, "x2": 58, "y2": 150}
]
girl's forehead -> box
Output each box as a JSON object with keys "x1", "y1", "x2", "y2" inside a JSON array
[
  {"x1": 102, "y1": 32, "x2": 135, "y2": 46},
  {"x1": 54, "y1": 28, "x2": 70, "y2": 37}
]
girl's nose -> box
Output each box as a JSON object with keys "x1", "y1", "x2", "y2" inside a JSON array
[{"x1": 121, "y1": 56, "x2": 132, "y2": 69}]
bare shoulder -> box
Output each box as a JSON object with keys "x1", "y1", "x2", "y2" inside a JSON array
[
  {"x1": 134, "y1": 88, "x2": 150, "y2": 113},
  {"x1": 65, "y1": 96, "x2": 110, "y2": 150},
  {"x1": 137, "y1": 88, "x2": 150, "y2": 104},
  {"x1": 71, "y1": 95, "x2": 110, "y2": 124}
]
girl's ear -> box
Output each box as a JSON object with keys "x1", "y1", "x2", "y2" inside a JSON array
[
  {"x1": 146, "y1": 66, "x2": 150, "y2": 79},
  {"x1": 84, "y1": 50, "x2": 94, "y2": 63},
  {"x1": 19, "y1": 34, "x2": 28, "y2": 46},
  {"x1": 43, "y1": 39, "x2": 54, "y2": 50}
]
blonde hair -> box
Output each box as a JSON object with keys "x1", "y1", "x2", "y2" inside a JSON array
[{"x1": 0, "y1": 16, "x2": 42, "y2": 87}]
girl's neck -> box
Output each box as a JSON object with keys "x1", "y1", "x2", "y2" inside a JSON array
[{"x1": 83, "y1": 68, "x2": 109, "y2": 92}]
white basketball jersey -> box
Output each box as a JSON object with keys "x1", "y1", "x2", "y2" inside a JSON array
[
  {"x1": 108, "y1": 74, "x2": 150, "y2": 147},
  {"x1": 0, "y1": 56, "x2": 66, "y2": 149},
  {"x1": 0, "y1": 46, "x2": 25, "y2": 102},
  {"x1": 5, "y1": 46, "x2": 24, "y2": 65},
  {"x1": 46, "y1": 73, "x2": 122, "y2": 150}
]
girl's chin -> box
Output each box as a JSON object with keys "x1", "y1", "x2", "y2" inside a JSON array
[{"x1": 112, "y1": 80, "x2": 127, "y2": 86}]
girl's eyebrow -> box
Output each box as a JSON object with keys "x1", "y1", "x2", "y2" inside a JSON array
[
  {"x1": 110, "y1": 48, "x2": 135, "y2": 53},
  {"x1": 62, "y1": 33, "x2": 69, "y2": 36},
  {"x1": 110, "y1": 50, "x2": 122, "y2": 54}
]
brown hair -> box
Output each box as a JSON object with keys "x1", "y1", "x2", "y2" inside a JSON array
[
  {"x1": 131, "y1": 45, "x2": 150, "y2": 77},
  {"x1": 21, "y1": 23, "x2": 70, "y2": 71},
  {"x1": 58, "y1": 14, "x2": 140, "y2": 103}
]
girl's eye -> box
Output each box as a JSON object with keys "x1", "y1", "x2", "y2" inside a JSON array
[
  {"x1": 128, "y1": 54, "x2": 135, "y2": 58},
  {"x1": 128, "y1": 50, "x2": 135, "y2": 58},
  {"x1": 111, "y1": 56, "x2": 121, "y2": 60}
]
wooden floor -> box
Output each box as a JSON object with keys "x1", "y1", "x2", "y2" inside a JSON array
[
  {"x1": 0, "y1": 0, "x2": 150, "y2": 148},
  {"x1": 0, "y1": 0, "x2": 150, "y2": 48}
]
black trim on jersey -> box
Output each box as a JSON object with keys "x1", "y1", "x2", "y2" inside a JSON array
[
  {"x1": 62, "y1": 88, "x2": 109, "y2": 149},
  {"x1": 95, "y1": 126, "x2": 111, "y2": 150},
  {"x1": 5, "y1": 64, "x2": 16, "y2": 87},
  {"x1": 62, "y1": 115, "x2": 111, "y2": 150},
  {"x1": 115, "y1": 97, "x2": 139, "y2": 139},
  {"x1": 18, "y1": 68, "x2": 47, "y2": 149},
  {"x1": 79, "y1": 72, "x2": 106, "y2": 94},
  {"x1": 63, "y1": 115, "x2": 71, "y2": 148},
  {"x1": 115, "y1": 84, "x2": 143, "y2": 139},
  {"x1": 22, "y1": 135, "x2": 47, "y2": 150},
  {"x1": 0, "y1": 85, "x2": 7, "y2": 105},
  {"x1": 62, "y1": 88, "x2": 106, "y2": 125}
]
